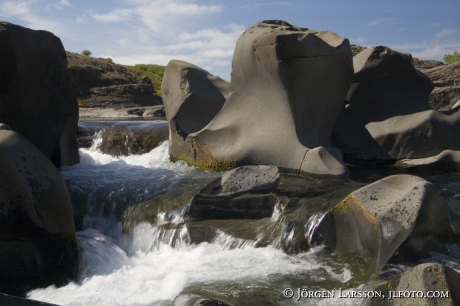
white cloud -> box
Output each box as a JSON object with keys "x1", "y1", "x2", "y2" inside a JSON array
[
  {"x1": 435, "y1": 28, "x2": 457, "y2": 39},
  {"x1": 60, "y1": 0, "x2": 71, "y2": 6},
  {"x1": 89, "y1": 8, "x2": 132, "y2": 23},
  {"x1": 366, "y1": 17, "x2": 396, "y2": 27},
  {"x1": 0, "y1": 0, "x2": 37, "y2": 16},
  {"x1": 240, "y1": 1, "x2": 289, "y2": 9},
  {"x1": 87, "y1": 0, "x2": 224, "y2": 35}
]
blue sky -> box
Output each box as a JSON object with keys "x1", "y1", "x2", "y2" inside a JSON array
[{"x1": 1, "y1": 0, "x2": 459, "y2": 80}]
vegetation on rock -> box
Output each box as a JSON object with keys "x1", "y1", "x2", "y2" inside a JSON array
[
  {"x1": 125, "y1": 64, "x2": 165, "y2": 95},
  {"x1": 81, "y1": 49, "x2": 92, "y2": 56},
  {"x1": 444, "y1": 50, "x2": 460, "y2": 64}
]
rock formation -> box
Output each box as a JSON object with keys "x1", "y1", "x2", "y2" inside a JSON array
[
  {"x1": 163, "y1": 21, "x2": 353, "y2": 178},
  {"x1": 332, "y1": 46, "x2": 460, "y2": 161},
  {"x1": 0, "y1": 22, "x2": 79, "y2": 167},
  {"x1": 0, "y1": 127, "x2": 77, "y2": 295}
]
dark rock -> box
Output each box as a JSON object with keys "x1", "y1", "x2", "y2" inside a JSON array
[
  {"x1": 188, "y1": 193, "x2": 279, "y2": 220},
  {"x1": 173, "y1": 294, "x2": 233, "y2": 306},
  {"x1": 187, "y1": 165, "x2": 281, "y2": 220},
  {"x1": 163, "y1": 20, "x2": 352, "y2": 178},
  {"x1": 86, "y1": 84, "x2": 162, "y2": 108},
  {"x1": 366, "y1": 263, "x2": 459, "y2": 306},
  {"x1": 97, "y1": 123, "x2": 169, "y2": 156},
  {"x1": 313, "y1": 175, "x2": 452, "y2": 274},
  {"x1": 0, "y1": 129, "x2": 77, "y2": 295},
  {"x1": 0, "y1": 22, "x2": 79, "y2": 167},
  {"x1": 0, "y1": 293, "x2": 59, "y2": 306}
]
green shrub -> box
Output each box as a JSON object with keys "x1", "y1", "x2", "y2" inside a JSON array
[
  {"x1": 133, "y1": 64, "x2": 165, "y2": 77},
  {"x1": 81, "y1": 50, "x2": 92, "y2": 56},
  {"x1": 444, "y1": 50, "x2": 460, "y2": 64},
  {"x1": 106, "y1": 58, "x2": 113, "y2": 63}
]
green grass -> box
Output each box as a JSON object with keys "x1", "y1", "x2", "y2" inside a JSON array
[
  {"x1": 124, "y1": 64, "x2": 165, "y2": 95},
  {"x1": 444, "y1": 50, "x2": 460, "y2": 64}
]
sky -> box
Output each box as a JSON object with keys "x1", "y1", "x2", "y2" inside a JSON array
[{"x1": 1, "y1": 0, "x2": 460, "y2": 81}]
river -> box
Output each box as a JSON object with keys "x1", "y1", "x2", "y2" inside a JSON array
[{"x1": 27, "y1": 120, "x2": 460, "y2": 306}]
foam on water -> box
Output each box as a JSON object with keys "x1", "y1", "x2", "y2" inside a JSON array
[{"x1": 29, "y1": 222, "x2": 351, "y2": 306}]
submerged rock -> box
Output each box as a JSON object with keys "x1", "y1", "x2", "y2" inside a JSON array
[
  {"x1": 173, "y1": 294, "x2": 233, "y2": 306},
  {"x1": 163, "y1": 20, "x2": 352, "y2": 178},
  {"x1": 313, "y1": 175, "x2": 452, "y2": 274},
  {"x1": 0, "y1": 22, "x2": 79, "y2": 167}
]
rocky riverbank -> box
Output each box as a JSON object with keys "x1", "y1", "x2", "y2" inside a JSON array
[{"x1": 66, "y1": 51, "x2": 165, "y2": 119}]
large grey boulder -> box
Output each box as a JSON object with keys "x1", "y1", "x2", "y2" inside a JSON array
[
  {"x1": 332, "y1": 46, "x2": 460, "y2": 161},
  {"x1": 163, "y1": 21, "x2": 353, "y2": 178},
  {"x1": 0, "y1": 22, "x2": 79, "y2": 167},
  {"x1": 0, "y1": 128, "x2": 77, "y2": 295},
  {"x1": 162, "y1": 60, "x2": 231, "y2": 167},
  {"x1": 313, "y1": 175, "x2": 451, "y2": 274},
  {"x1": 366, "y1": 263, "x2": 460, "y2": 306}
]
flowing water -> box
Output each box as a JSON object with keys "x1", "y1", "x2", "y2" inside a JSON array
[{"x1": 27, "y1": 121, "x2": 460, "y2": 306}]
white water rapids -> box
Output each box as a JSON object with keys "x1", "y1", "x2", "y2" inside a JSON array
[{"x1": 26, "y1": 121, "x2": 460, "y2": 306}]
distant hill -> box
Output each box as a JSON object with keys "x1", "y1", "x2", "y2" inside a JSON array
[{"x1": 66, "y1": 51, "x2": 164, "y2": 109}]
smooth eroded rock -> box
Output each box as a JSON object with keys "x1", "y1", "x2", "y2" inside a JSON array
[{"x1": 163, "y1": 20, "x2": 352, "y2": 178}]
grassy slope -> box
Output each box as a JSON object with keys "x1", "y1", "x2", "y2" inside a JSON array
[{"x1": 124, "y1": 64, "x2": 165, "y2": 96}]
